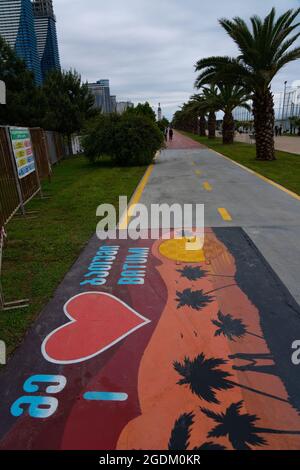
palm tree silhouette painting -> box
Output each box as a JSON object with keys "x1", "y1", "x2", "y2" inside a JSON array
[
  {"x1": 177, "y1": 266, "x2": 207, "y2": 281},
  {"x1": 177, "y1": 265, "x2": 235, "y2": 281},
  {"x1": 212, "y1": 311, "x2": 263, "y2": 342},
  {"x1": 173, "y1": 354, "x2": 234, "y2": 404},
  {"x1": 176, "y1": 288, "x2": 214, "y2": 310},
  {"x1": 168, "y1": 411, "x2": 226, "y2": 451},
  {"x1": 201, "y1": 401, "x2": 300, "y2": 450},
  {"x1": 173, "y1": 353, "x2": 289, "y2": 405},
  {"x1": 176, "y1": 284, "x2": 236, "y2": 311}
]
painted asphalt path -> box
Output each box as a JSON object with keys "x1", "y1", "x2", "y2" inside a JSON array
[
  {"x1": 150, "y1": 131, "x2": 300, "y2": 303},
  {"x1": 0, "y1": 130, "x2": 300, "y2": 450},
  {"x1": 165, "y1": 131, "x2": 206, "y2": 150}
]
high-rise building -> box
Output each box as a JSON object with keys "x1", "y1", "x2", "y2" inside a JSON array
[
  {"x1": 88, "y1": 79, "x2": 113, "y2": 114},
  {"x1": 32, "y1": 0, "x2": 60, "y2": 80},
  {"x1": 110, "y1": 95, "x2": 117, "y2": 113},
  {"x1": 116, "y1": 101, "x2": 134, "y2": 114},
  {"x1": 0, "y1": 0, "x2": 42, "y2": 84}
]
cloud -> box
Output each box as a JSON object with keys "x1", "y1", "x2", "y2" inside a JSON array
[{"x1": 54, "y1": 0, "x2": 300, "y2": 118}]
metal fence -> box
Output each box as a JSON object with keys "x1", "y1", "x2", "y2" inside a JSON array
[
  {"x1": 0, "y1": 125, "x2": 66, "y2": 311},
  {"x1": 233, "y1": 84, "x2": 300, "y2": 131},
  {"x1": 0, "y1": 127, "x2": 20, "y2": 228},
  {"x1": 46, "y1": 131, "x2": 65, "y2": 165},
  {"x1": 30, "y1": 128, "x2": 52, "y2": 181},
  {"x1": 0, "y1": 126, "x2": 65, "y2": 229}
]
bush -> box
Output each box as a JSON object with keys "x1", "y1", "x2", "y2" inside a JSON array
[
  {"x1": 82, "y1": 112, "x2": 164, "y2": 166},
  {"x1": 81, "y1": 114, "x2": 119, "y2": 163},
  {"x1": 157, "y1": 117, "x2": 169, "y2": 132}
]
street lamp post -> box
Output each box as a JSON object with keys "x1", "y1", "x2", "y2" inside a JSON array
[{"x1": 281, "y1": 80, "x2": 288, "y2": 130}]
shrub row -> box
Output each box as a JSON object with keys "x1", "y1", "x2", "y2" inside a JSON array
[{"x1": 82, "y1": 112, "x2": 164, "y2": 166}]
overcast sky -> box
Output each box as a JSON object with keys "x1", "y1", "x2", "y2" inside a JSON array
[{"x1": 55, "y1": 0, "x2": 300, "y2": 119}]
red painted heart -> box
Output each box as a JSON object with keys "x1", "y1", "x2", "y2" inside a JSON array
[{"x1": 41, "y1": 292, "x2": 150, "y2": 364}]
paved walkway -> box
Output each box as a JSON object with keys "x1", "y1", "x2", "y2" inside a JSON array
[
  {"x1": 235, "y1": 132, "x2": 300, "y2": 155},
  {"x1": 1, "y1": 130, "x2": 300, "y2": 450},
  {"x1": 165, "y1": 131, "x2": 205, "y2": 149}
]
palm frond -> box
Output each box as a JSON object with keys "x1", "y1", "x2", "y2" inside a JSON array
[
  {"x1": 200, "y1": 406, "x2": 224, "y2": 423},
  {"x1": 195, "y1": 56, "x2": 234, "y2": 71},
  {"x1": 195, "y1": 442, "x2": 227, "y2": 450},
  {"x1": 168, "y1": 412, "x2": 195, "y2": 450},
  {"x1": 275, "y1": 47, "x2": 300, "y2": 72}
]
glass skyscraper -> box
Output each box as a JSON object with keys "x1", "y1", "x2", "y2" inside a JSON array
[
  {"x1": 32, "y1": 0, "x2": 60, "y2": 81},
  {"x1": 0, "y1": 0, "x2": 60, "y2": 84},
  {"x1": 0, "y1": 0, "x2": 42, "y2": 84}
]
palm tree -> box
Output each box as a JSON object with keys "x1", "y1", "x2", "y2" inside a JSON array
[
  {"x1": 189, "y1": 94, "x2": 208, "y2": 136},
  {"x1": 172, "y1": 103, "x2": 199, "y2": 133},
  {"x1": 176, "y1": 284, "x2": 236, "y2": 310},
  {"x1": 195, "y1": 8, "x2": 300, "y2": 160},
  {"x1": 201, "y1": 400, "x2": 300, "y2": 450},
  {"x1": 177, "y1": 265, "x2": 235, "y2": 282},
  {"x1": 174, "y1": 353, "x2": 289, "y2": 404},
  {"x1": 174, "y1": 354, "x2": 234, "y2": 404},
  {"x1": 177, "y1": 266, "x2": 207, "y2": 281},
  {"x1": 176, "y1": 288, "x2": 214, "y2": 310},
  {"x1": 168, "y1": 411, "x2": 226, "y2": 450},
  {"x1": 215, "y1": 84, "x2": 252, "y2": 144},
  {"x1": 201, "y1": 86, "x2": 220, "y2": 139},
  {"x1": 212, "y1": 311, "x2": 263, "y2": 341}
]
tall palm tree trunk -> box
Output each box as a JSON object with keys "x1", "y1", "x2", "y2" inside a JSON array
[
  {"x1": 222, "y1": 111, "x2": 234, "y2": 144},
  {"x1": 208, "y1": 111, "x2": 216, "y2": 139},
  {"x1": 199, "y1": 114, "x2": 206, "y2": 136},
  {"x1": 253, "y1": 88, "x2": 275, "y2": 161},
  {"x1": 193, "y1": 117, "x2": 198, "y2": 134}
]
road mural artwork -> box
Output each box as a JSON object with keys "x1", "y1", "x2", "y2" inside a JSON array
[{"x1": 0, "y1": 227, "x2": 300, "y2": 450}]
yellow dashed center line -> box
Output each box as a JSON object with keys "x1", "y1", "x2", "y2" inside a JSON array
[
  {"x1": 218, "y1": 207, "x2": 232, "y2": 221},
  {"x1": 203, "y1": 181, "x2": 212, "y2": 191}
]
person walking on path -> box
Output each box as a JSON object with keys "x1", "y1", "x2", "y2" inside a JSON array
[
  {"x1": 169, "y1": 128, "x2": 174, "y2": 141},
  {"x1": 164, "y1": 127, "x2": 168, "y2": 141},
  {"x1": 275, "y1": 125, "x2": 278, "y2": 136},
  {"x1": 279, "y1": 126, "x2": 283, "y2": 136}
]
